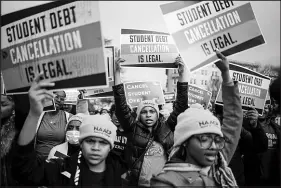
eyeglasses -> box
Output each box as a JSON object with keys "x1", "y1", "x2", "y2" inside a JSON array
[{"x1": 193, "y1": 134, "x2": 225, "y2": 150}]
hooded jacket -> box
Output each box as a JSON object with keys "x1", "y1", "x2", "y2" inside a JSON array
[
  {"x1": 228, "y1": 122, "x2": 268, "y2": 186},
  {"x1": 112, "y1": 82, "x2": 188, "y2": 185},
  {"x1": 12, "y1": 140, "x2": 128, "y2": 187},
  {"x1": 151, "y1": 82, "x2": 243, "y2": 187},
  {"x1": 244, "y1": 115, "x2": 280, "y2": 186}
]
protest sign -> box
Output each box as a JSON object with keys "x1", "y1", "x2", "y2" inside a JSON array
[
  {"x1": 1, "y1": 1, "x2": 108, "y2": 94},
  {"x1": 84, "y1": 46, "x2": 115, "y2": 98},
  {"x1": 124, "y1": 81, "x2": 165, "y2": 108},
  {"x1": 160, "y1": 1, "x2": 265, "y2": 72},
  {"x1": 120, "y1": 29, "x2": 179, "y2": 68},
  {"x1": 188, "y1": 84, "x2": 212, "y2": 108},
  {"x1": 84, "y1": 81, "x2": 114, "y2": 98},
  {"x1": 64, "y1": 90, "x2": 79, "y2": 104},
  {"x1": 215, "y1": 63, "x2": 271, "y2": 115},
  {"x1": 164, "y1": 92, "x2": 176, "y2": 103},
  {"x1": 76, "y1": 99, "x2": 89, "y2": 114}
]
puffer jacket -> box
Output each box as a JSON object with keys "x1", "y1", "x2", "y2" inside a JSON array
[
  {"x1": 151, "y1": 82, "x2": 243, "y2": 187},
  {"x1": 112, "y1": 82, "x2": 188, "y2": 185}
]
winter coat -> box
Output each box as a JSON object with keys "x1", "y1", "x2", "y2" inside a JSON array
[
  {"x1": 229, "y1": 122, "x2": 268, "y2": 186},
  {"x1": 244, "y1": 116, "x2": 280, "y2": 186},
  {"x1": 12, "y1": 140, "x2": 128, "y2": 187},
  {"x1": 151, "y1": 82, "x2": 243, "y2": 187},
  {"x1": 112, "y1": 82, "x2": 188, "y2": 185}
]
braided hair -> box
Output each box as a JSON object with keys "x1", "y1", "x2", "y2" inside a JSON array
[{"x1": 74, "y1": 151, "x2": 82, "y2": 186}]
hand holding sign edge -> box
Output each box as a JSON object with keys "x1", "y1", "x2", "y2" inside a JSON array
[
  {"x1": 174, "y1": 55, "x2": 190, "y2": 83},
  {"x1": 28, "y1": 73, "x2": 55, "y2": 117},
  {"x1": 214, "y1": 49, "x2": 233, "y2": 85}
]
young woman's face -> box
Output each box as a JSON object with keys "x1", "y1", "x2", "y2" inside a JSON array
[
  {"x1": 1, "y1": 95, "x2": 14, "y2": 120},
  {"x1": 66, "y1": 120, "x2": 81, "y2": 131},
  {"x1": 81, "y1": 136, "x2": 111, "y2": 167},
  {"x1": 139, "y1": 106, "x2": 158, "y2": 127},
  {"x1": 54, "y1": 91, "x2": 66, "y2": 110},
  {"x1": 185, "y1": 133, "x2": 225, "y2": 167},
  {"x1": 63, "y1": 104, "x2": 73, "y2": 113}
]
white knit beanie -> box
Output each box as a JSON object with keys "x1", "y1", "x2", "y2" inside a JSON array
[
  {"x1": 65, "y1": 113, "x2": 85, "y2": 130},
  {"x1": 173, "y1": 103, "x2": 223, "y2": 147},
  {"x1": 136, "y1": 100, "x2": 160, "y2": 120},
  {"x1": 78, "y1": 114, "x2": 117, "y2": 149}
]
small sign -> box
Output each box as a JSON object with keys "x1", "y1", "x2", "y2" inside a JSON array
[
  {"x1": 124, "y1": 81, "x2": 165, "y2": 108},
  {"x1": 188, "y1": 84, "x2": 212, "y2": 108},
  {"x1": 121, "y1": 29, "x2": 179, "y2": 68}
]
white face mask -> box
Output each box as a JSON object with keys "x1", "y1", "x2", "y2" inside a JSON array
[{"x1": 66, "y1": 130, "x2": 80, "y2": 145}]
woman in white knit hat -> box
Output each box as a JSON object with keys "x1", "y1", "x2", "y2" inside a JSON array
[
  {"x1": 151, "y1": 50, "x2": 243, "y2": 187},
  {"x1": 12, "y1": 73, "x2": 130, "y2": 186},
  {"x1": 47, "y1": 113, "x2": 85, "y2": 160}
]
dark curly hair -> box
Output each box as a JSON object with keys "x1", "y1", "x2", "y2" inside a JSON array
[{"x1": 109, "y1": 104, "x2": 116, "y2": 117}]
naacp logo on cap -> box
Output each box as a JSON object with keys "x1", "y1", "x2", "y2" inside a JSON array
[
  {"x1": 143, "y1": 101, "x2": 156, "y2": 106},
  {"x1": 93, "y1": 126, "x2": 112, "y2": 137},
  {"x1": 198, "y1": 120, "x2": 219, "y2": 128}
]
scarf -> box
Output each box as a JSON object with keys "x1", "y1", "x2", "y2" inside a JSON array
[{"x1": 167, "y1": 147, "x2": 237, "y2": 187}]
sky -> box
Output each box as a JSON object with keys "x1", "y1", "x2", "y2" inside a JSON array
[{"x1": 1, "y1": 1, "x2": 280, "y2": 88}]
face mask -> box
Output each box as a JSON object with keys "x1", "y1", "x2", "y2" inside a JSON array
[{"x1": 66, "y1": 130, "x2": 80, "y2": 145}]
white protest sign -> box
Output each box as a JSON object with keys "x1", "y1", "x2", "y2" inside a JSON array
[
  {"x1": 164, "y1": 92, "x2": 176, "y2": 103},
  {"x1": 64, "y1": 90, "x2": 80, "y2": 104},
  {"x1": 124, "y1": 81, "x2": 165, "y2": 108},
  {"x1": 188, "y1": 84, "x2": 212, "y2": 108},
  {"x1": 215, "y1": 63, "x2": 271, "y2": 115},
  {"x1": 84, "y1": 46, "x2": 115, "y2": 97},
  {"x1": 160, "y1": 1, "x2": 265, "y2": 72},
  {"x1": 121, "y1": 29, "x2": 179, "y2": 68},
  {"x1": 1, "y1": 1, "x2": 108, "y2": 94}
]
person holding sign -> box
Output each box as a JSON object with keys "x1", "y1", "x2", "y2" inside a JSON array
[
  {"x1": 151, "y1": 50, "x2": 243, "y2": 187},
  {"x1": 34, "y1": 90, "x2": 72, "y2": 160},
  {"x1": 245, "y1": 105, "x2": 280, "y2": 185},
  {"x1": 112, "y1": 56, "x2": 189, "y2": 186},
  {"x1": 109, "y1": 104, "x2": 131, "y2": 161},
  {"x1": 47, "y1": 113, "x2": 85, "y2": 160},
  {"x1": 12, "y1": 75, "x2": 130, "y2": 186},
  {"x1": 229, "y1": 108, "x2": 268, "y2": 186}
]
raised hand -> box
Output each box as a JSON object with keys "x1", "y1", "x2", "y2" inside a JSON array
[
  {"x1": 28, "y1": 73, "x2": 55, "y2": 116},
  {"x1": 174, "y1": 55, "x2": 190, "y2": 82},
  {"x1": 115, "y1": 58, "x2": 125, "y2": 73},
  {"x1": 114, "y1": 58, "x2": 125, "y2": 85},
  {"x1": 245, "y1": 108, "x2": 259, "y2": 129},
  {"x1": 214, "y1": 49, "x2": 232, "y2": 84},
  {"x1": 214, "y1": 49, "x2": 229, "y2": 73}
]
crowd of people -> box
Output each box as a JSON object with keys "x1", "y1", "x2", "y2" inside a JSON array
[{"x1": 0, "y1": 51, "x2": 280, "y2": 187}]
